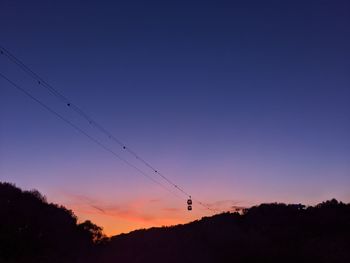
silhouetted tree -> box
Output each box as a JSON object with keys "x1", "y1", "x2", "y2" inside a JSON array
[
  {"x1": 0, "y1": 182, "x2": 104, "y2": 263},
  {"x1": 1, "y1": 181, "x2": 350, "y2": 263},
  {"x1": 78, "y1": 220, "x2": 107, "y2": 244},
  {"x1": 99, "y1": 199, "x2": 350, "y2": 263}
]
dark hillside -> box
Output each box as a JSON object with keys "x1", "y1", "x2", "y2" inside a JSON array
[
  {"x1": 99, "y1": 201, "x2": 350, "y2": 263},
  {"x1": 1, "y1": 182, "x2": 350, "y2": 263},
  {"x1": 0, "y1": 182, "x2": 105, "y2": 263}
]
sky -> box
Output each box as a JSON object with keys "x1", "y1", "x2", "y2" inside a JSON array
[{"x1": 0, "y1": 0, "x2": 349, "y2": 236}]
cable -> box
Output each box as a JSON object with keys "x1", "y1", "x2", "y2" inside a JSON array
[
  {"x1": 0, "y1": 72, "x2": 183, "y2": 201},
  {"x1": 0, "y1": 45, "x2": 220, "y2": 214},
  {"x1": 0, "y1": 46, "x2": 190, "y2": 194}
]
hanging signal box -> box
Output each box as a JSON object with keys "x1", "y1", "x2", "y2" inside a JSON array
[{"x1": 187, "y1": 205, "x2": 192, "y2": 211}]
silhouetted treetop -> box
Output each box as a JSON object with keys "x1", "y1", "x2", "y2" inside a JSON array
[
  {"x1": 1, "y1": 181, "x2": 350, "y2": 263},
  {"x1": 0, "y1": 182, "x2": 105, "y2": 263},
  {"x1": 100, "y1": 199, "x2": 350, "y2": 263}
]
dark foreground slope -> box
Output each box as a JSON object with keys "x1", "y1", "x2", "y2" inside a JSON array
[
  {"x1": 1, "y1": 182, "x2": 350, "y2": 263},
  {"x1": 100, "y1": 201, "x2": 350, "y2": 263},
  {"x1": 0, "y1": 182, "x2": 105, "y2": 263}
]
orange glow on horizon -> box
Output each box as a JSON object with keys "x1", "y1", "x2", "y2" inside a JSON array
[{"x1": 60, "y1": 194, "x2": 214, "y2": 236}]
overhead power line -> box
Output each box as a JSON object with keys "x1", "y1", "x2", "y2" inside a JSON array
[
  {"x1": 0, "y1": 72, "x2": 182, "y2": 201},
  {"x1": 0, "y1": 45, "x2": 218, "y2": 213}
]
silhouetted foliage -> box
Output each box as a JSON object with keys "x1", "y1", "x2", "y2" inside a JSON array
[
  {"x1": 0, "y1": 182, "x2": 106, "y2": 263},
  {"x1": 78, "y1": 220, "x2": 108, "y2": 245},
  {"x1": 99, "y1": 200, "x2": 350, "y2": 263},
  {"x1": 1, "y1": 181, "x2": 350, "y2": 263}
]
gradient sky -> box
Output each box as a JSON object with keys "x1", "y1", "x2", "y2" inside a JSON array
[{"x1": 1, "y1": 0, "x2": 350, "y2": 235}]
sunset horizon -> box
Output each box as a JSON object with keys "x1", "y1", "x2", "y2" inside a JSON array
[{"x1": 1, "y1": 1, "x2": 349, "y2": 261}]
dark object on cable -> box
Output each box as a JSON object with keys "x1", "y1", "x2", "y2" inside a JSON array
[
  {"x1": 187, "y1": 196, "x2": 192, "y2": 210},
  {"x1": 187, "y1": 197, "x2": 192, "y2": 205}
]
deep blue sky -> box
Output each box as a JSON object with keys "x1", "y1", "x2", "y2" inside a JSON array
[{"x1": 1, "y1": 0, "x2": 349, "y2": 234}]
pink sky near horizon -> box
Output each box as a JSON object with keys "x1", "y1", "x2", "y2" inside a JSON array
[
  {"x1": 44, "y1": 176, "x2": 348, "y2": 236},
  {"x1": 1, "y1": 151, "x2": 349, "y2": 236},
  {"x1": 1, "y1": 0, "x2": 349, "y2": 236}
]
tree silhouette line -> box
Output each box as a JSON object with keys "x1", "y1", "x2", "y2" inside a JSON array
[
  {"x1": 1, "y1": 181, "x2": 350, "y2": 263},
  {"x1": 0, "y1": 182, "x2": 106, "y2": 263}
]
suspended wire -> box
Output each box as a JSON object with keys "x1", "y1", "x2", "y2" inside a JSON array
[
  {"x1": 0, "y1": 72, "x2": 183, "y2": 201},
  {"x1": 0, "y1": 45, "x2": 220, "y2": 214},
  {"x1": 0, "y1": 46, "x2": 186, "y2": 191}
]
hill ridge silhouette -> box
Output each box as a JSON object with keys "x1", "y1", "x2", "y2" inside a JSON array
[{"x1": 1, "y1": 181, "x2": 350, "y2": 263}]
